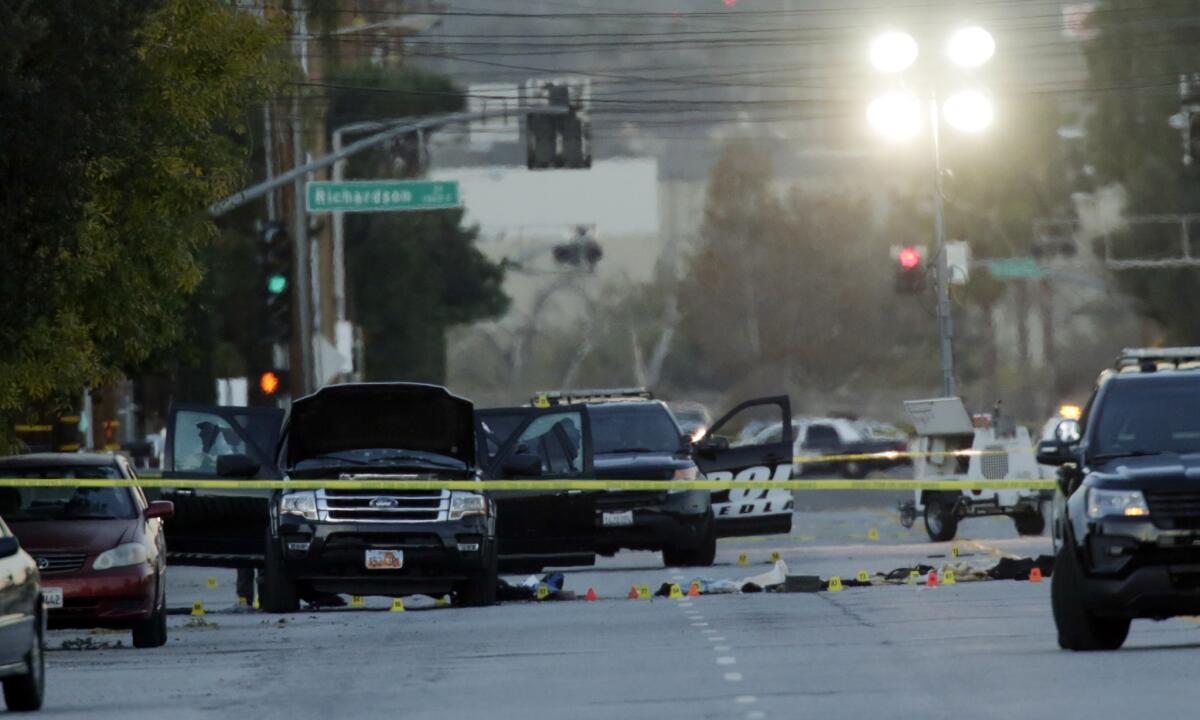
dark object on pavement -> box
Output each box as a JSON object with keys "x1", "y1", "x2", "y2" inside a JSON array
[
  {"x1": 784, "y1": 575, "x2": 824, "y2": 593},
  {"x1": 987, "y1": 555, "x2": 1055, "y2": 581}
]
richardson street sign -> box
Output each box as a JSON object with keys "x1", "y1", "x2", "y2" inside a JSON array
[{"x1": 306, "y1": 180, "x2": 460, "y2": 213}]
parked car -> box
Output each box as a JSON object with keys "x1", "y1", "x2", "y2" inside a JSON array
[
  {"x1": 667, "y1": 401, "x2": 712, "y2": 442},
  {"x1": 0, "y1": 453, "x2": 173, "y2": 648},
  {"x1": 748, "y1": 417, "x2": 909, "y2": 479},
  {"x1": 0, "y1": 513, "x2": 44, "y2": 711}
]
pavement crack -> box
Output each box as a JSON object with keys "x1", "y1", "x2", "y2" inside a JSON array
[{"x1": 816, "y1": 593, "x2": 876, "y2": 629}]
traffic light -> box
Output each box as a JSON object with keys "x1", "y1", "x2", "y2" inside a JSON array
[
  {"x1": 259, "y1": 222, "x2": 292, "y2": 343},
  {"x1": 259, "y1": 370, "x2": 283, "y2": 396},
  {"x1": 526, "y1": 80, "x2": 592, "y2": 170},
  {"x1": 552, "y1": 226, "x2": 602, "y2": 271},
  {"x1": 892, "y1": 244, "x2": 927, "y2": 294}
]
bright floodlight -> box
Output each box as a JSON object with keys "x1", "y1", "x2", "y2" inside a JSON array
[
  {"x1": 868, "y1": 91, "x2": 922, "y2": 141},
  {"x1": 947, "y1": 26, "x2": 995, "y2": 68},
  {"x1": 943, "y1": 90, "x2": 994, "y2": 133},
  {"x1": 870, "y1": 31, "x2": 919, "y2": 74}
]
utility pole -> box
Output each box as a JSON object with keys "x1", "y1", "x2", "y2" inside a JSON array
[
  {"x1": 289, "y1": 0, "x2": 313, "y2": 396},
  {"x1": 930, "y1": 91, "x2": 957, "y2": 399}
]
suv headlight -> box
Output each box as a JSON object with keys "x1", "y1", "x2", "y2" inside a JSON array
[
  {"x1": 673, "y1": 466, "x2": 699, "y2": 481},
  {"x1": 93, "y1": 543, "x2": 148, "y2": 570},
  {"x1": 279, "y1": 491, "x2": 319, "y2": 521},
  {"x1": 1087, "y1": 489, "x2": 1150, "y2": 520},
  {"x1": 449, "y1": 492, "x2": 487, "y2": 521}
]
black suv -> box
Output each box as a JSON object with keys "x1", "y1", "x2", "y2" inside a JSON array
[{"x1": 1039, "y1": 348, "x2": 1200, "y2": 650}]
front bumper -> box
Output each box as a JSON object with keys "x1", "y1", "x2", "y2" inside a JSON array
[
  {"x1": 594, "y1": 490, "x2": 710, "y2": 552},
  {"x1": 41, "y1": 565, "x2": 157, "y2": 629},
  {"x1": 276, "y1": 515, "x2": 494, "y2": 597},
  {"x1": 1079, "y1": 519, "x2": 1200, "y2": 618}
]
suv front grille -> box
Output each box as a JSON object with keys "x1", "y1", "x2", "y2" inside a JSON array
[
  {"x1": 33, "y1": 552, "x2": 87, "y2": 574},
  {"x1": 317, "y1": 489, "x2": 449, "y2": 523},
  {"x1": 1145, "y1": 492, "x2": 1200, "y2": 529}
]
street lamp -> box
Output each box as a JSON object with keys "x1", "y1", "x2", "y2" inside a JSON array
[{"x1": 867, "y1": 26, "x2": 996, "y2": 398}]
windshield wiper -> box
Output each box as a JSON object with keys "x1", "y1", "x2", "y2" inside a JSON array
[
  {"x1": 369, "y1": 454, "x2": 463, "y2": 469},
  {"x1": 604, "y1": 447, "x2": 658, "y2": 454},
  {"x1": 1092, "y1": 450, "x2": 1170, "y2": 462},
  {"x1": 301, "y1": 453, "x2": 373, "y2": 466}
]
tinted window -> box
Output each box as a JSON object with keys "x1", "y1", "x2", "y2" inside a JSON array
[
  {"x1": 1093, "y1": 379, "x2": 1200, "y2": 456},
  {"x1": 591, "y1": 405, "x2": 681, "y2": 454},
  {"x1": 0, "y1": 475, "x2": 136, "y2": 521},
  {"x1": 805, "y1": 425, "x2": 841, "y2": 446},
  {"x1": 514, "y1": 412, "x2": 584, "y2": 475}
]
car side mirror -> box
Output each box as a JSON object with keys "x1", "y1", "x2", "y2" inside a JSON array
[
  {"x1": 502, "y1": 453, "x2": 543, "y2": 478},
  {"x1": 0, "y1": 536, "x2": 19, "y2": 560},
  {"x1": 696, "y1": 435, "x2": 730, "y2": 455},
  {"x1": 144, "y1": 500, "x2": 175, "y2": 520},
  {"x1": 216, "y1": 453, "x2": 260, "y2": 478},
  {"x1": 1036, "y1": 440, "x2": 1076, "y2": 467}
]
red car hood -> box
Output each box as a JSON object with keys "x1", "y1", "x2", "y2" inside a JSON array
[{"x1": 8, "y1": 519, "x2": 136, "y2": 555}]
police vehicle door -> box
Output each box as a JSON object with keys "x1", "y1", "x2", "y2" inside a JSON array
[{"x1": 693, "y1": 396, "x2": 794, "y2": 537}]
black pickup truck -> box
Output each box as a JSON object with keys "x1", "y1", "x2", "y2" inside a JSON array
[{"x1": 1040, "y1": 347, "x2": 1200, "y2": 650}]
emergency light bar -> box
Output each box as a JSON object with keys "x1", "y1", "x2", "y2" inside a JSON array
[
  {"x1": 532, "y1": 387, "x2": 653, "y2": 406},
  {"x1": 1115, "y1": 347, "x2": 1200, "y2": 371}
]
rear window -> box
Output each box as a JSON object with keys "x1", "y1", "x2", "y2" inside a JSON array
[
  {"x1": 0, "y1": 466, "x2": 136, "y2": 521},
  {"x1": 1092, "y1": 379, "x2": 1200, "y2": 456},
  {"x1": 591, "y1": 405, "x2": 682, "y2": 454}
]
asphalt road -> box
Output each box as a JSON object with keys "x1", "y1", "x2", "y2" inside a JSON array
[{"x1": 38, "y1": 497, "x2": 1200, "y2": 719}]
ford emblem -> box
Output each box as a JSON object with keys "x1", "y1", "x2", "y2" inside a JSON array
[{"x1": 370, "y1": 497, "x2": 399, "y2": 509}]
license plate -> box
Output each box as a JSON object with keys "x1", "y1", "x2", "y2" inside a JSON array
[
  {"x1": 42, "y1": 588, "x2": 64, "y2": 609},
  {"x1": 364, "y1": 549, "x2": 404, "y2": 570},
  {"x1": 602, "y1": 511, "x2": 635, "y2": 527}
]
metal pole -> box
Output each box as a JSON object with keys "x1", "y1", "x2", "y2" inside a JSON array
[
  {"x1": 930, "y1": 91, "x2": 957, "y2": 398},
  {"x1": 290, "y1": 1, "x2": 313, "y2": 394},
  {"x1": 263, "y1": 102, "x2": 277, "y2": 221}
]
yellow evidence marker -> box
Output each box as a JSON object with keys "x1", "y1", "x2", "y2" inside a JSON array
[
  {"x1": 191, "y1": 601, "x2": 205, "y2": 617},
  {"x1": 536, "y1": 584, "x2": 550, "y2": 601},
  {"x1": 390, "y1": 598, "x2": 406, "y2": 612},
  {"x1": 827, "y1": 576, "x2": 844, "y2": 592},
  {"x1": 856, "y1": 570, "x2": 869, "y2": 583},
  {"x1": 770, "y1": 551, "x2": 781, "y2": 563},
  {"x1": 737, "y1": 552, "x2": 749, "y2": 566},
  {"x1": 943, "y1": 568, "x2": 957, "y2": 585},
  {"x1": 951, "y1": 544, "x2": 960, "y2": 559},
  {"x1": 637, "y1": 585, "x2": 652, "y2": 600},
  {"x1": 206, "y1": 576, "x2": 218, "y2": 589},
  {"x1": 668, "y1": 584, "x2": 684, "y2": 599},
  {"x1": 867, "y1": 528, "x2": 880, "y2": 541},
  {"x1": 907, "y1": 570, "x2": 920, "y2": 585}
]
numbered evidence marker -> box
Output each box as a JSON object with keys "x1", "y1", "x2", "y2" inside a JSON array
[
  {"x1": 351, "y1": 595, "x2": 365, "y2": 608},
  {"x1": 943, "y1": 568, "x2": 957, "y2": 585},
  {"x1": 827, "y1": 576, "x2": 844, "y2": 593},
  {"x1": 856, "y1": 570, "x2": 870, "y2": 583},
  {"x1": 668, "y1": 584, "x2": 684, "y2": 600},
  {"x1": 738, "y1": 553, "x2": 749, "y2": 566},
  {"x1": 206, "y1": 576, "x2": 218, "y2": 590},
  {"x1": 390, "y1": 598, "x2": 406, "y2": 612},
  {"x1": 536, "y1": 584, "x2": 550, "y2": 601},
  {"x1": 867, "y1": 528, "x2": 880, "y2": 541},
  {"x1": 771, "y1": 551, "x2": 781, "y2": 563},
  {"x1": 907, "y1": 570, "x2": 920, "y2": 585},
  {"x1": 951, "y1": 544, "x2": 960, "y2": 559},
  {"x1": 638, "y1": 585, "x2": 652, "y2": 600},
  {"x1": 191, "y1": 601, "x2": 205, "y2": 617}
]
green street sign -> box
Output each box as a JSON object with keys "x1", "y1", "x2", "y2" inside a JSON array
[
  {"x1": 306, "y1": 180, "x2": 460, "y2": 213},
  {"x1": 988, "y1": 257, "x2": 1044, "y2": 279}
]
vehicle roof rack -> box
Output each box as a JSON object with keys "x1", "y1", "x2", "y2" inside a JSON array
[
  {"x1": 1114, "y1": 347, "x2": 1200, "y2": 372},
  {"x1": 531, "y1": 387, "x2": 653, "y2": 406}
]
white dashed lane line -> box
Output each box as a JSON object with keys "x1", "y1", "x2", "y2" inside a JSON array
[
  {"x1": 716, "y1": 656, "x2": 737, "y2": 666},
  {"x1": 724, "y1": 672, "x2": 743, "y2": 682}
]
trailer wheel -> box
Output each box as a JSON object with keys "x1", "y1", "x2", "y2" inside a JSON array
[
  {"x1": 1013, "y1": 511, "x2": 1046, "y2": 536},
  {"x1": 924, "y1": 495, "x2": 959, "y2": 542}
]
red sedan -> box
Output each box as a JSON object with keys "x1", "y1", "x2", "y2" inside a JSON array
[{"x1": 0, "y1": 453, "x2": 173, "y2": 649}]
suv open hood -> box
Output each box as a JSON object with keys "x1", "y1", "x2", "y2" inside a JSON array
[{"x1": 286, "y1": 383, "x2": 475, "y2": 469}]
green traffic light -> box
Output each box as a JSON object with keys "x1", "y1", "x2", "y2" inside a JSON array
[{"x1": 267, "y1": 274, "x2": 287, "y2": 294}]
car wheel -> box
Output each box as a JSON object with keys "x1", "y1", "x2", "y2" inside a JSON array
[
  {"x1": 259, "y1": 529, "x2": 300, "y2": 613},
  {"x1": 456, "y1": 543, "x2": 498, "y2": 607},
  {"x1": 3, "y1": 608, "x2": 45, "y2": 711},
  {"x1": 132, "y1": 586, "x2": 168, "y2": 649},
  {"x1": 924, "y1": 495, "x2": 959, "y2": 542},
  {"x1": 1052, "y1": 543, "x2": 1130, "y2": 651},
  {"x1": 1013, "y1": 511, "x2": 1046, "y2": 536},
  {"x1": 841, "y1": 461, "x2": 867, "y2": 480},
  {"x1": 663, "y1": 512, "x2": 717, "y2": 568}
]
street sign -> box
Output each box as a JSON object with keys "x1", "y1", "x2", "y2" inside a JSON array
[
  {"x1": 988, "y1": 257, "x2": 1044, "y2": 279},
  {"x1": 306, "y1": 180, "x2": 460, "y2": 213}
]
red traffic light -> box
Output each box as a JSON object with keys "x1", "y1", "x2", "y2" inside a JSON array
[
  {"x1": 259, "y1": 371, "x2": 281, "y2": 396},
  {"x1": 898, "y1": 246, "x2": 922, "y2": 270}
]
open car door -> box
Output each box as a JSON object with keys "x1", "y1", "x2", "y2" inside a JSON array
[
  {"x1": 477, "y1": 404, "x2": 597, "y2": 572},
  {"x1": 159, "y1": 404, "x2": 284, "y2": 567},
  {"x1": 692, "y1": 396, "x2": 794, "y2": 537}
]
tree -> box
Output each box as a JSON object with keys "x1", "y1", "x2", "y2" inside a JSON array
[
  {"x1": 1082, "y1": 1, "x2": 1200, "y2": 342},
  {"x1": 0, "y1": 0, "x2": 287, "y2": 447}
]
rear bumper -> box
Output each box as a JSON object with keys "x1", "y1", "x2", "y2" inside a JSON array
[
  {"x1": 277, "y1": 515, "x2": 494, "y2": 597},
  {"x1": 594, "y1": 490, "x2": 709, "y2": 552},
  {"x1": 42, "y1": 565, "x2": 157, "y2": 629}
]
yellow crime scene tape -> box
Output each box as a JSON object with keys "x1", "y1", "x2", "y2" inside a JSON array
[
  {"x1": 789, "y1": 447, "x2": 1034, "y2": 464},
  {"x1": 0, "y1": 477, "x2": 1056, "y2": 491}
]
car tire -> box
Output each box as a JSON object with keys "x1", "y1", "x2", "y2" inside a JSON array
[
  {"x1": 132, "y1": 585, "x2": 168, "y2": 649},
  {"x1": 259, "y1": 529, "x2": 300, "y2": 614},
  {"x1": 456, "y1": 543, "x2": 498, "y2": 608},
  {"x1": 924, "y1": 495, "x2": 959, "y2": 542},
  {"x1": 1013, "y1": 511, "x2": 1046, "y2": 536},
  {"x1": 663, "y1": 513, "x2": 717, "y2": 568},
  {"x1": 1052, "y1": 543, "x2": 1130, "y2": 651},
  {"x1": 3, "y1": 608, "x2": 45, "y2": 712}
]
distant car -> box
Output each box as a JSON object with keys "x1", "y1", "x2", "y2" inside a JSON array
[
  {"x1": 0, "y1": 453, "x2": 173, "y2": 649},
  {"x1": 0, "y1": 513, "x2": 44, "y2": 711},
  {"x1": 668, "y1": 401, "x2": 712, "y2": 442},
  {"x1": 749, "y1": 417, "x2": 909, "y2": 479}
]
